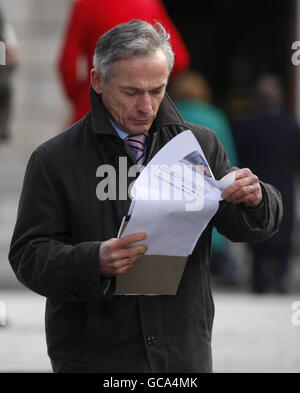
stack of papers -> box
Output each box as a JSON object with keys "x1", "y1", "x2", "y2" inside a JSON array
[{"x1": 116, "y1": 130, "x2": 236, "y2": 295}]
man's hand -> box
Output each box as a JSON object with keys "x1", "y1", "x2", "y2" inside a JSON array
[
  {"x1": 99, "y1": 232, "x2": 148, "y2": 276},
  {"x1": 221, "y1": 168, "x2": 263, "y2": 207}
]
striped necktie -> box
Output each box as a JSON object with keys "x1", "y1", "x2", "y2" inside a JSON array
[{"x1": 125, "y1": 134, "x2": 147, "y2": 165}]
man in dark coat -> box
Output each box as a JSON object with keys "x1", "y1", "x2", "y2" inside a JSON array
[{"x1": 9, "y1": 20, "x2": 282, "y2": 373}]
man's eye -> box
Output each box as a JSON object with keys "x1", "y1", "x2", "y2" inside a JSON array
[
  {"x1": 151, "y1": 89, "x2": 163, "y2": 95},
  {"x1": 125, "y1": 91, "x2": 136, "y2": 97}
]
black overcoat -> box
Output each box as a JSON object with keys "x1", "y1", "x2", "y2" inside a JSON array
[{"x1": 9, "y1": 88, "x2": 282, "y2": 373}]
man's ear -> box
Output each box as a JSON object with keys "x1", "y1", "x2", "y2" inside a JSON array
[{"x1": 90, "y1": 68, "x2": 104, "y2": 94}]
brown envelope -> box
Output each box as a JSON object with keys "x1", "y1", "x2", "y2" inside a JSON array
[
  {"x1": 116, "y1": 215, "x2": 188, "y2": 295},
  {"x1": 115, "y1": 254, "x2": 188, "y2": 295}
]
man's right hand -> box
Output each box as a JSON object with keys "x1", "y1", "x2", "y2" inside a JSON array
[{"x1": 99, "y1": 233, "x2": 148, "y2": 276}]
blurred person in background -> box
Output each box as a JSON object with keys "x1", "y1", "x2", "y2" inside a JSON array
[
  {"x1": 232, "y1": 74, "x2": 300, "y2": 293},
  {"x1": 57, "y1": 0, "x2": 190, "y2": 126},
  {"x1": 0, "y1": 6, "x2": 19, "y2": 142},
  {"x1": 168, "y1": 70, "x2": 240, "y2": 286}
]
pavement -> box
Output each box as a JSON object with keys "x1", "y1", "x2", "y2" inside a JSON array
[{"x1": 0, "y1": 288, "x2": 299, "y2": 373}]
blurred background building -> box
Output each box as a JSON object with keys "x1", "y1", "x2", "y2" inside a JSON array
[
  {"x1": 164, "y1": 0, "x2": 297, "y2": 120},
  {"x1": 0, "y1": 0, "x2": 300, "y2": 372},
  {"x1": 0, "y1": 0, "x2": 71, "y2": 288}
]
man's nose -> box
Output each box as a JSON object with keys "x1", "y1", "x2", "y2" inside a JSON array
[{"x1": 137, "y1": 93, "x2": 152, "y2": 113}]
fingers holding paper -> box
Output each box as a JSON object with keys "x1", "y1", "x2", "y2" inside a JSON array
[
  {"x1": 99, "y1": 232, "x2": 148, "y2": 276},
  {"x1": 221, "y1": 168, "x2": 262, "y2": 207}
]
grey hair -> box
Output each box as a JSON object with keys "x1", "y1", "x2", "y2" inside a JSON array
[{"x1": 93, "y1": 19, "x2": 174, "y2": 84}]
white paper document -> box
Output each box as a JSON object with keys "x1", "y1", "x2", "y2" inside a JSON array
[{"x1": 119, "y1": 130, "x2": 236, "y2": 257}]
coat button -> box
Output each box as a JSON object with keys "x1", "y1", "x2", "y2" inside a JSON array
[{"x1": 146, "y1": 336, "x2": 155, "y2": 345}]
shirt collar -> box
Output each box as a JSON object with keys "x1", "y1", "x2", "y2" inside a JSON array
[{"x1": 110, "y1": 120, "x2": 129, "y2": 140}]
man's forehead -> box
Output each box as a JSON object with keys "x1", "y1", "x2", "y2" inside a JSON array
[{"x1": 119, "y1": 82, "x2": 167, "y2": 91}]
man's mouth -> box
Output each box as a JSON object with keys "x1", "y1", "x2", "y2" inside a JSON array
[{"x1": 134, "y1": 119, "x2": 151, "y2": 124}]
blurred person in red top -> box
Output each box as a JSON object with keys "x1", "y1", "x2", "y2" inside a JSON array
[{"x1": 57, "y1": 0, "x2": 190, "y2": 126}]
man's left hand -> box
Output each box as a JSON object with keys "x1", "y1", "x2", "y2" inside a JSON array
[{"x1": 221, "y1": 168, "x2": 263, "y2": 207}]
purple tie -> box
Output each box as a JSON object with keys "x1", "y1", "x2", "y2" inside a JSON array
[{"x1": 125, "y1": 134, "x2": 147, "y2": 165}]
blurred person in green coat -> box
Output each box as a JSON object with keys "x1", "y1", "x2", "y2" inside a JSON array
[{"x1": 168, "y1": 71, "x2": 239, "y2": 285}]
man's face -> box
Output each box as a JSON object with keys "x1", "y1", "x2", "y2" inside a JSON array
[{"x1": 95, "y1": 49, "x2": 169, "y2": 135}]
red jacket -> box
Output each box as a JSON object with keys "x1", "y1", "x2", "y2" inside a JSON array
[{"x1": 57, "y1": 0, "x2": 190, "y2": 125}]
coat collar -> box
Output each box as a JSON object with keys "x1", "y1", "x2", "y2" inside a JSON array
[{"x1": 90, "y1": 86, "x2": 184, "y2": 136}]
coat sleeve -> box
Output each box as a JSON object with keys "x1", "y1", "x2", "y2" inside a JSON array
[
  {"x1": 8, "y1": 151, "x2": 111, "y2": 303},
  {"x1": 208, "y1": 130, "x2": 283, "y2": 243}
]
